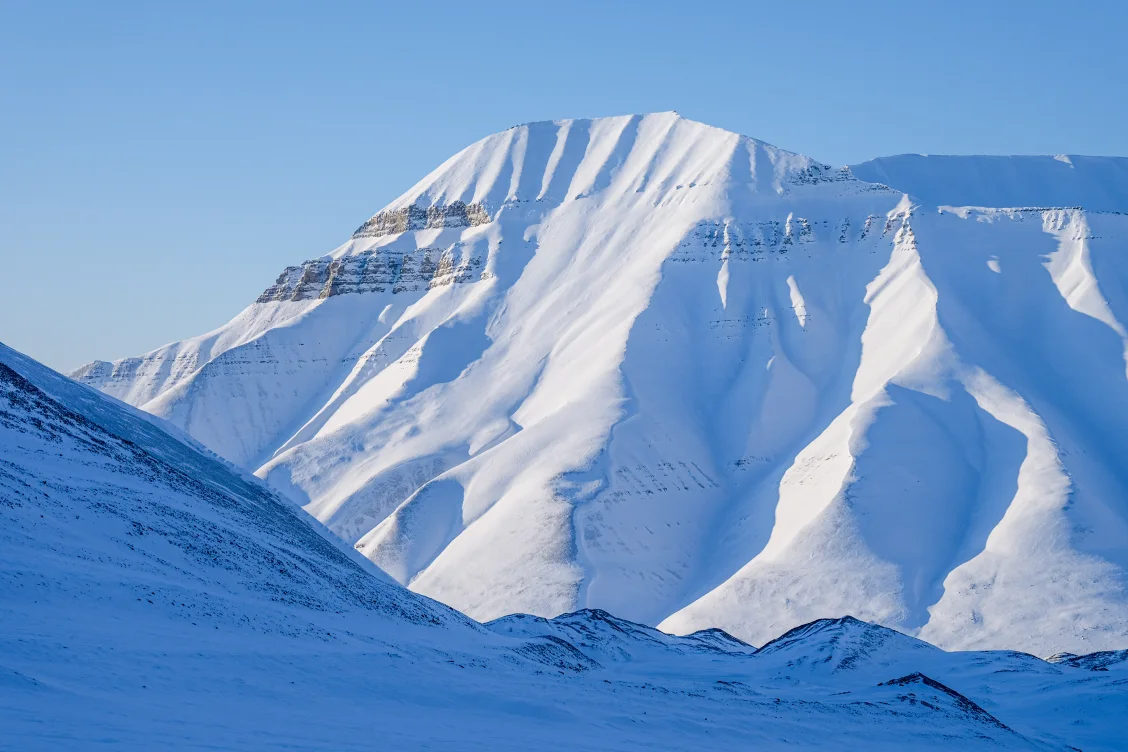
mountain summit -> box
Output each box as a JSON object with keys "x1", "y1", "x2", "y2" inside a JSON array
[{"x1": 74, "y1": 113, "x2": 1128, "y2": 654}]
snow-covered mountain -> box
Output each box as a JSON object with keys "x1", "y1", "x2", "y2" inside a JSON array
[
  {"x1": 4, "y1": 341, "x2": 1126, "y2": 749},
  {"x1": 73, "y1": 112, "x2": 1128, "y2": 655}
]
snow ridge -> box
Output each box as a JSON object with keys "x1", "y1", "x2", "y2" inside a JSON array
[{"x1": 851, "y1": 153, "x2": 1128, "y2": 213}]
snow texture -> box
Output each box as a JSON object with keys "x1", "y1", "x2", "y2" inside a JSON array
[
  {"x1": 5, "y1": 341, "x2": 1127, "y2": 749},
  {"x1": 73, "y1": 112, "x2": 1128, "y2": 656}
]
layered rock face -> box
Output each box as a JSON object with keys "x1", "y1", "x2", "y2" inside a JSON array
[
  {"x1": 351, "y1": 200, "x2": 491, "y2": 238},
  {"x1": 256, "y1": 243, "x2": 487, "y2": 302},
  {"x1": 73, "y1": 113, "x2": 1128, "y2": 654}
]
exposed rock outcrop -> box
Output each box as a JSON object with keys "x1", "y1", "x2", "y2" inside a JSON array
[
  {"x1": 256, "y1": 244, "x2": 486, "y2": 302},
  {"x1": 351, "y1": 201, "x2": 491, "y2": 239}
]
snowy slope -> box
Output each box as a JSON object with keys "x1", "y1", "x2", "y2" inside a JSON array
[
  {"x1": 5, "y1": 341, "x2": 1127, "y2": 749},
  {"x1": 851, "y1": 153, "x2": 1128, "y2": 212},
  {"x1": 74, "y1": 113, "x2": 1128, "y2": 654}
]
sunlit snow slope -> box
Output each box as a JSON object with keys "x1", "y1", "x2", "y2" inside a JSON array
[{"x1": 74, "y1": 113, "x2": 1128, "y2": 654}]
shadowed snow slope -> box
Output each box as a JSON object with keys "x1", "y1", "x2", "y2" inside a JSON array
[
  {"x1": 74, "y1": 113, "x2": 1128, "y2": 655},
  {"x1": 5, "y1": 341, "x2": 1128, "y2": 748}
]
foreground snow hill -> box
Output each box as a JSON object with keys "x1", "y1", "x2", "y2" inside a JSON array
[
  {"x1": 73, "y1": 112, "x2": 1128, "y2": 654},
  {"x1": 3, "y1": 342, "x2": 1126, "y2": 749}
]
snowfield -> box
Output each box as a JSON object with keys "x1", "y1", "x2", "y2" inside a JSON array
[
  {"x1": 73, "y1": 112, "x2": 1128, "y2": 656},
  {"x1": 4, "y1": 341, "x2": 1127, "y2": 749}
]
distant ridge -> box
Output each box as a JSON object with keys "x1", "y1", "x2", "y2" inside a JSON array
[{"x1": 851, "y1": 153, "x2": 1128, "y2": 212}]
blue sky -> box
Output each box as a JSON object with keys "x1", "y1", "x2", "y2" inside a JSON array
[{"x1": 3, "y1": 0, "x2": 1126, "y2": 371}]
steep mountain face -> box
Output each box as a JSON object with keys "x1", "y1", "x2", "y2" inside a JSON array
[
  {"x1": 73, "y1": 112, "x2": 1128, "y2": 655},
  {"x1": 14, "y1": 341, "x2": 1128, "y2": 750}
]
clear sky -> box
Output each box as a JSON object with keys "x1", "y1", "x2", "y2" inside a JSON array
[{"x1": 3, "y1": 0, "x2": 1126, "y2": 371}]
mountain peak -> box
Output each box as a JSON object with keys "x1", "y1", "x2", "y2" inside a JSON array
[
  {"x1": 507, "y1": 110, "x2": 683, "y2": 131},
  {"x1": 363, "y1": 112, "x2": 840, "y2": 229}
]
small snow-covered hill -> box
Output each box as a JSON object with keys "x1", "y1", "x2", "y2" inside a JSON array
[
  {"x1": 4, "y1": 340, "x2": 1127, "y2": 748},
  {"x1": 73, "y1": 112, "x2": 1128, "y2": 655}
]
